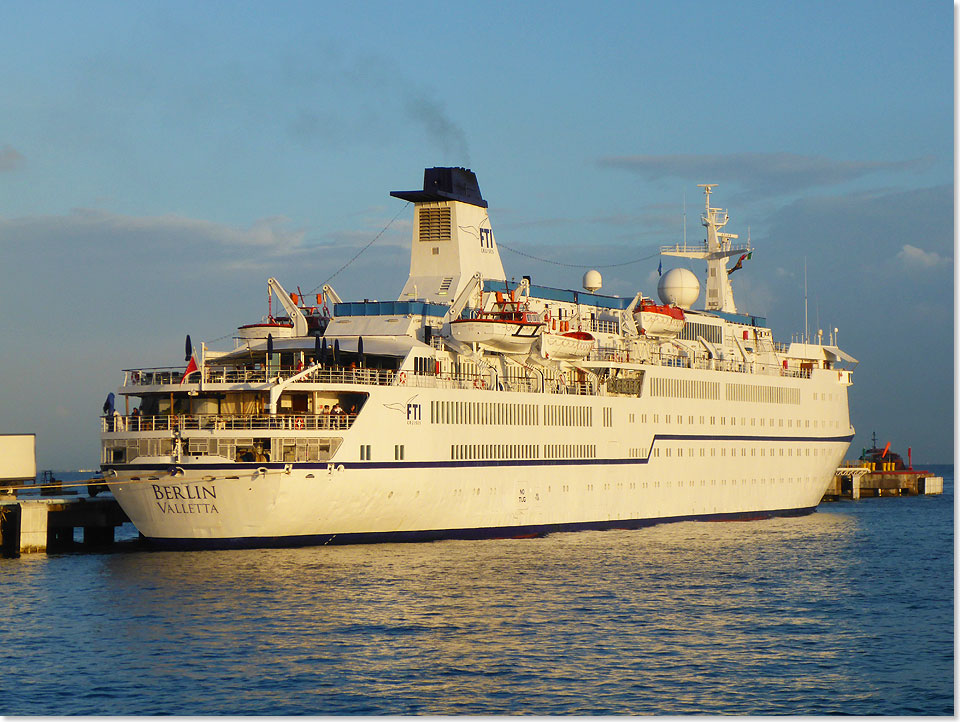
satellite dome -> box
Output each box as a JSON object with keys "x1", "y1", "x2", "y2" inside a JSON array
[
  {"x1": 583, "y1": 269, "x2": 602, "y2": 292},
  {"x1": 658, "y1": 268, "x2": 700, "y2": 309}
]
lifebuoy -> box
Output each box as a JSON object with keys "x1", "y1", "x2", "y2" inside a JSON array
[
  {"x1": 398, "y1": 371, "x2": 407, "y2": 385},
  {"x1": 474, "y1": 378, "x2": 484, "y2": 390},
  {"x1": 131, "y1": 371, "x2": 140, "y2": 383},
  {"x1": 294, "y1": 417, "x2": 304, "y2": 430}
]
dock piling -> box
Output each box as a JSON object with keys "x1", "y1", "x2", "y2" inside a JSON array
[{"x1": 0, "y1": 498, "x2": 129, "y2": 556}]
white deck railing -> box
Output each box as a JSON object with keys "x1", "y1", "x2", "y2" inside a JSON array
[
  {"x1": 121, "y1": 351, "x2": 818, "y2": 397},
  {"x1": 124, "y1": 366, "x2": 398, "y2": 387},
  {"x1": 102, "y1": 413, "x2": 357, "y2": 433}
]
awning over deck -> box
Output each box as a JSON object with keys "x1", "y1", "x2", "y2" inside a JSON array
[
  {"x1": 217, "y1": 334, "x2": 432, "y2": 362},
  {"x1": 787, "y1": 343, "x2": 858, "y2": 365}
]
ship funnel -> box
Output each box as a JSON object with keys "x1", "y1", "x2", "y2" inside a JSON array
[
  {"x1": 391, "y1": 167, "x2": 488, "y2": 208},
  {"x1": 392, "y1": 167, "x2": 506, "y2": 304}
]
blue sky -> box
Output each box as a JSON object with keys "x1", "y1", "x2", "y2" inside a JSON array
[{"x1": 0, "y1": 0, "x2": 953, "y2": 469}]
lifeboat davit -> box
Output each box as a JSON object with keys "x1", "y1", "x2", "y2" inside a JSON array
[
  {"x1": 538, "y1": 330, "x2": 595, "y2": 360},
  {"x1": 634, "y1": 298, "x2": 685, "y2": 337}
]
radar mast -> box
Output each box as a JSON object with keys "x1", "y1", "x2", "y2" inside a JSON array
[{"x1": 660, "y1": 184, "x2": 751, "y2": 313}]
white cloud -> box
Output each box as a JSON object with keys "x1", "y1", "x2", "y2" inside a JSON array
[
  {"x1": 598, "y1": 152, "x2": 931, "y2": 199},
  {"x1": 50, "y1": 208, "x2": 306, "y2": 251},
  {"x1": 897, "y1": 243, "x2": 949, "y2": 269}
]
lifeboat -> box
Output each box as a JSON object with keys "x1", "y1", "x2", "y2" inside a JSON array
[
  {"x1": 634, "y1": 297, "x2": 685, "y2": 337},
  {"x1": 538, "y1": 330, "x2": 595, "y2": 360},
  {"x1": 236, "y1": 318, "x2": 296, "y2": 341},
  {"x1": 451, "y1": 293, "x2": 544, "y2": 353}
]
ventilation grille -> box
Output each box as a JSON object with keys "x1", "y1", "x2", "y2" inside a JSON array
[
  {"x1": 419, "y1": 207, "x2": 451, "y2": 242},
  {"x1": 437, "y1": 277, "x2": 453, "y2": 295}
]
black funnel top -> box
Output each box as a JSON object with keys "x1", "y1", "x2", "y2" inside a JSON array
[{"x1": 390, "y1": 167, "x2": 487, "y2": 208}]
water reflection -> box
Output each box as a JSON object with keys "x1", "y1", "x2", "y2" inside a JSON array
[
  {"x1": 83, "y1": 512, "x2": 874, "y2": 714},
  {"x1": 1, "y1": 495, "x2": 951, "y2": 715}
]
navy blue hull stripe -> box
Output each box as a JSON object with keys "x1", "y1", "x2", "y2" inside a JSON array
[
  {"x1": 142, "y1": 505, "x2": 820, "y2": 551},
  {"x1": 105, "y1": 433, "x2": 854, "y2": 473}
]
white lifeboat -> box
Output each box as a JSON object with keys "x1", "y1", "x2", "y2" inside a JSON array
[
  {"x1": 634, "y1": 298, "x2": 685, "y2": 337},
  {"x1": 450, "y1": 292, "x2": 544, "y2": 353},
  {"x1": 538, "y1": 330, "x2": 595, "y2": 360},
  {"x1": 236, "y1": 318, "x2": 296, "y2": 341}
]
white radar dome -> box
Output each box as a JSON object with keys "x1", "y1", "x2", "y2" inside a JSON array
[
  {"x1": 658, "y1": 267, "x2": 700, "y2": 309},
  {"x1": 583, "y1": 269, "x2": 602, "y2": 292}
]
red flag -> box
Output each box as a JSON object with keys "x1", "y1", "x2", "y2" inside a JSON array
[{"x1": 180, "y1": 355, "x2": 199, "y2": 384}]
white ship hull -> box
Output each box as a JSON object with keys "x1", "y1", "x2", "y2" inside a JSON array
[
  {"x1": 111, "y1": 452, "x2": 846, "y2": 547},
  {"x1": 107, "y1": 369, "x2": 853, "y2": 548}
]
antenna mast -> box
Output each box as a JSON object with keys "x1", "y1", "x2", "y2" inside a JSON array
[
  {"x1": 682, "y1": 189, "x2": 686, "y2": 245},
  {"x1": 660, "y1": 184, "x2": 751, "y2": 312},
  {"x1": 803, "y1": 257, "x2": 808, "y2": 344}
]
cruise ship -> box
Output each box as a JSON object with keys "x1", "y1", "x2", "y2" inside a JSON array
[{"x1": 100, "y1": 167, "x2": 857, "y2": 549}]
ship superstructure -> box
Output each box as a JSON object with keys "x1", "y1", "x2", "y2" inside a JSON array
[{"x1": 100, "y1": 167, "x2": 857, "y2": 548}]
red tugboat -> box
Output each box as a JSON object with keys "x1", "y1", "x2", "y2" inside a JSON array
[
  {"x1": 859, "y1": 431, "x2": 911, "y2": 471},
  {"x1": 843, "y1": 431, "x2": 943, "y2": 497}
]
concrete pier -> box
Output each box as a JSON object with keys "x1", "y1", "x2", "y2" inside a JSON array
[
  {"x1": 0, "y1": 498, "x2": 130, "y2": 556},
  {"x1": 822, "y1": 466, "x2": 944, "y2": 502}
]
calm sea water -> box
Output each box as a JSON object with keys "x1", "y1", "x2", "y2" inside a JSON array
[{"x1": 1, "y1": 466, "x2": 953, "y2": 715}]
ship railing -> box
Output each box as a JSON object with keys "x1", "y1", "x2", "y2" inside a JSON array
[
  {"x1": 402, "y1": 373, "x2": 537, "y2": 393},
  {"x1": 589, "y1": 346, "x2": 639, "y2": 363},
  {"x1": 122, "y1": 354, "x2": 814, "y2": 397},
  {"x1": 400, "y1": 372, "x2": 594, "y2": 396},
  {"x1": 123, "y1": 366, "x2": 399, "y2": 388},
  {"x1": 585, "y1": 347, "x2": 814, "y2": 380},
  {"x1": 588, "y1": 319, "x2": 620, "y2": 335},
  {"x1": 102, "y1": 413, "x2": 358, "y2": 433},
  {"x1": 290, "y1": 367, "x2": 397, "y2": 386}
]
